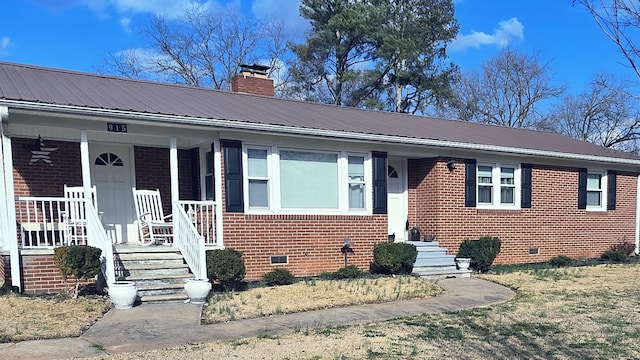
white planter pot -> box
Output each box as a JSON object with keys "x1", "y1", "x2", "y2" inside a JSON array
[
  {"x1": 108, "y1": 281, "x2": 138, "y2": 309},
  {"x1": 455, "y1": 258, "x2": 471, "y2": 271},
  {"x1": 184, "y1": 278, "x2": 212, "y2": 304}
]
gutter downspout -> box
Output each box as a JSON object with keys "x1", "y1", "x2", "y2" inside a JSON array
[{"x1": 633, "y1": 174, "x2": 640, "y2": 255}]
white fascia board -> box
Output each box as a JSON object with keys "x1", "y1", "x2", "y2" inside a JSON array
[{"x1": 4, "y1": 100, "x2": 640, "y2": 166}]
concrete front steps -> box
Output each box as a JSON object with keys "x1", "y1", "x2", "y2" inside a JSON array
[
  {"x1": 113, "y1": 245, "x2": 191, "y2": 302},
  {"x1": 407, "y1": 240, "x2": 472, "y2": 279}
]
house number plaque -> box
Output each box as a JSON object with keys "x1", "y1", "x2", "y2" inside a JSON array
[{"x1": 107, "y1": 123, "x2": 128, "y2": 132}]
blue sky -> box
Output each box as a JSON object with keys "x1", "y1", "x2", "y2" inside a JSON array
[{"x1": 0, "y1": 0, "x2": 634, "y2": 95}]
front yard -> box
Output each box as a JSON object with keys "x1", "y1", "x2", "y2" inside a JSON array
[{"x1": 3, "y1": 264, "x2": 640, "y2": 359}]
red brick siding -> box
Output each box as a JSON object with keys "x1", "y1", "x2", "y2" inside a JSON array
[
  {"x1": 0, "y1": 255, "x2": 7, "y2": 287},
  {"x1": 409, "y1": 159, "x2": 638, "y2": 264},
  {"x1": 21, "y1": 254, "x2": 93, "y2": 294},
  {"x1": 12, "y1": 137, "x2": 83, "y2": 197},
  {"x1": 220, "y1": 142, "x2": 388, "y2": 280},
  {"x1": 133, "y1": 146, "x2": 198, "y2": 213}
]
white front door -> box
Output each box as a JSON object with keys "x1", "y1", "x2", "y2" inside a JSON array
[
  {"x1": 387, "y1": 158, "x2": 407, "y2": 241},
  {"x1": 90, "y1": 144, "x2": 137, "y2": 244}
]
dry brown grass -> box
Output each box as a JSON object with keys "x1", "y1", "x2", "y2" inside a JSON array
[
  {"x1": 203, "y1": 276, "x2": 441, "y2": 323},
  {"x1": 104, "y1": 264, "x2": 640, "y2": 359},
  {"x1": 0, "y1": 293, "x2": 111, "y2": 342}
]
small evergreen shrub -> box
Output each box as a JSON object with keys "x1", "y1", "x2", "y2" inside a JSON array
[
  {"x1": 456, "y1": 236, "x2": 501, "y2": 273},
  {"x1": 53, "y1": 245, "x2": 102, "y2": 298},
  {"x1": 600, "y1": 249, "x2": 628, "y2": 263},
  {"x1": 206, "y1": 249, "x2": 246, "y2": 291},
  {"x1": 262, "y1": 268, "x2": 295, "y2": 286},
  {"x1": 371, "y1": 242, "x2": 418, "y2": 275},
  {"x1": 549, "y1": 255, "x2": 573, "y2": 267},
  {"x1": 320, "y1": 265, "x2": 364, "y2": 280}
]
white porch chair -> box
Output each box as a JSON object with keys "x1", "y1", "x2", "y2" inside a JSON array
[
  {"x1": 63, "y1": 184, "x2": 97, "y2": 245},
  {"x1": 132, "y1": 188, "x2": 173, "y2": 246}
]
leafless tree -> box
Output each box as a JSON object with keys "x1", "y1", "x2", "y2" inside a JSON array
[
  {"x1": 575, "y1": 0, "x2": 640, "y2": 79},
  {"x1": 549, "y1": 73, "x2": 640, "y2": 151},
  {"x1": 448, "y1": 48, "x2": 565, "y2": 128},
  {"x1": 103, "y1": 5, "x2": 291, "y2": 92}
]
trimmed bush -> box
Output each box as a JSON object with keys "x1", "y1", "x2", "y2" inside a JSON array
[
  {"x1": 320, "y1": 265, "x2": 363, "y2": 280},
  {"x1": 549, "y1": 255, "x2": 573, "y2": 267},
  {"x1": 53, "y1": 245, "x2": 102, "y2": 298},
  {"x1": 456, "y1": 236, "x2": 501, "y2": 273},
  {"x1": 262, "y1": 268, "x2": 295, "y2": 286},
  {"x1": 206, "y1": 249, "x2": 246, "y2": 291},
  {"x1": 371, "y1": 242, "x2": 417, "y2": 275}
]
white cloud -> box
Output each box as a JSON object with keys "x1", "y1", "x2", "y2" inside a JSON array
[
  {"x1": 449, "y1": 18, "x2": 524, "y2": 52},
  {"x1": 0, "y1": 37, "x2": 9, "y2": 50},
  {"x1": 251, "y1": 0, "x2": 309, "y2": 35},
  {"x1": 120, "y1": 17, "x2": 132, "y2": 34},
  {"x1": 109, "y1": 0, "x2": 215, "y2": 18}
]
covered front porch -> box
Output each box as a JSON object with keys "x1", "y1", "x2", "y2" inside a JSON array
[{"x1": 0, "y1": 106, "x2": 224, "y2": 292}]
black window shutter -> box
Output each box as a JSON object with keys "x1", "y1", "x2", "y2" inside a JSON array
[
  {"x1": 607, "y1": 170, "x2": 617, "y2": 210},
  {"x1": 578, "y1": 168, "x2": 587, "y2": 209},
  {"x1": 222, "y1": 140, "x2": 244, "y2": 213},
  {"x1": 190, "y1": 148, "x2": 200, "y2": 200},
  {"x1": 521, "y1": 164, "x2": 532, "y2": 208},
  {"x1": 464, "y1": 159, "x2": 477, "y2": 207},
  {"x1": 372, "y1": 152, "x2": 387, "y2": 214}
]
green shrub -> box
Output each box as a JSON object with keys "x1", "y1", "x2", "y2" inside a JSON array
[
  {"x1": 371, "y1": 242, "x2": 417, "y2": 275},
  {"x1": 206, "y1": 249, "x2": 246, "y2": 291},
  {"x1": 262, "y1": 268, "x2": 295, "y2": 286},
  {"x1": 549, "y1": 255, "x2": 573, "y2": 267},
  {"x1": 456, "y1": 236, "x2": 501, "y2": 273},
  {"x1": 320, "y1": 265, "x2": 364, "y2": 280},
  {"x1": 53, "y1": 245, "x2": 102, "y2": 298},
  {"x1": 600, "y1": 249, "x2": 628, "y2": 263}
]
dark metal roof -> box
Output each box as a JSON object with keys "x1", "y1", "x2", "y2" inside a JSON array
[{"x1": 0, "y1": 61, "x2": 638, "y2": 161}]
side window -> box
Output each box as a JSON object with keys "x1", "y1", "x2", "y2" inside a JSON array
[
  {"x1": 204, "y1": 151, "x2": 214, "y2": 201},
  {"x1": 476, "y1": 163, "x2": 520, "y2": 209},
  {"x1": 247, "y1": 148, "x2": 270, "y2": 208},
  {"x1": 348, "y1": 155, "x2": 365, "y2": 210}
]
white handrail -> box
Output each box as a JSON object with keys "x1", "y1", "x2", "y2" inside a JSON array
[
  {"x1": 85, "y1": 202, "x2": 115, "y2": 286},
  {"x1": 16, "y1": 196, "x2": 71, "y2": 248},
  {"x1": 174, "y1": 201, "x2": 207, "y2": 279}
]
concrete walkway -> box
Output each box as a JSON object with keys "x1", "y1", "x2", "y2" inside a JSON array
[{"x1": 0, "y1": 277, "x2": 514, "y2": 360}]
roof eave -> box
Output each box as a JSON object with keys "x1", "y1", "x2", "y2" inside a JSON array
[{"x1": 4, "y1": 100, "x2": 640, "y2": 166}]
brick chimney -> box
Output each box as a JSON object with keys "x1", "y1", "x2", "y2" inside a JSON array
[{"x1": 231, "y1": 64, "x2": 274, "y2": 97}]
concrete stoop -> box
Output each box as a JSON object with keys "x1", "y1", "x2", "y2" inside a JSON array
[
  {"x1": 113, "y1": 245, "x2": 191, "y2": 302},
  {"x1": 407, "y1": 240, "x2": 472, "y2": 279}
]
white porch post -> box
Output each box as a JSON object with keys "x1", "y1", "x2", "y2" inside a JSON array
[
  {"x1": 0, "y1": 106, "x2": 21, "y2": 291},
  {"x1": 213, "y1": 140, "x2": 224, "y2": 247},
  {"x1": 170, "y1": 138, "x2": 179, "y2": 243},
  {"x1": 80, "y1": 130, "x2": 92, "y2": 199}
]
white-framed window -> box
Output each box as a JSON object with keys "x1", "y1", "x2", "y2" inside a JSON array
[
  {"x1": 348, "y1": 155, "x2": 366, "y2": 210},
  {"x1": 247, "y1": 147, "x2": 271, "y2": 208},
  {"x1": 243, "y1": 145, "x2": 370, "y2": 213},
  {"x1": 586, "y1": 171, "x2": 607, "y2": 211},
  {"x1": 204, "y1": 150, "x2": 214, "y2": 201},
  {"x1": 477, "y1": 163, "x2": 520, "y2": 209}
]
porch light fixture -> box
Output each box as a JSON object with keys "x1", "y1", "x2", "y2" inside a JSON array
[
  {"x1": 341, "y1": 238, "x2": 354, "y2": 267},
  {"x1": 446, "y1": 159, "x2": 457, "y2": 171}
]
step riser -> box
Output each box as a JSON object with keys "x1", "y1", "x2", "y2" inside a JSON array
[{"x1": 114, "y1": 249, "x2": 192, "y2": 303}]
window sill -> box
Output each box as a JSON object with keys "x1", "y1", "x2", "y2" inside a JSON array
[{"x1": 476, "y1": 208, "x2": 523, "y2": 214}]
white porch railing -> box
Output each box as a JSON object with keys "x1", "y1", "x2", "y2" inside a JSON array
[
  {"x1": 178, "y1": 200, "x2": 218, "y2": 246},
  {"x1": 174, "y1": 201, "x2": 207, "y2": 279},
  {"x1": 15, "y1": 196, "x2": 115, "y2": 285},
  {"x1": 16, "y1": 196, "x2": 69, "y2": 248}
]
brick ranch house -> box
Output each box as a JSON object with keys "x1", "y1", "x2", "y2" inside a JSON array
[{"x1": 1, "y1": 61, "x2": 639, "y2": 294}]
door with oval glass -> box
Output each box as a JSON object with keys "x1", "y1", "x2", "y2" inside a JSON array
[{"x1": 90, "y1": 144, "x2": 137, "y2": 244}]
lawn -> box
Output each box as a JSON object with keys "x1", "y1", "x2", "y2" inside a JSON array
[
  {"x1": 106, "y1": 264, "x2": 640, "y2": 359},
  {"x1": 3, "y1": 264, "x2": 640, "y2": 359}
]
